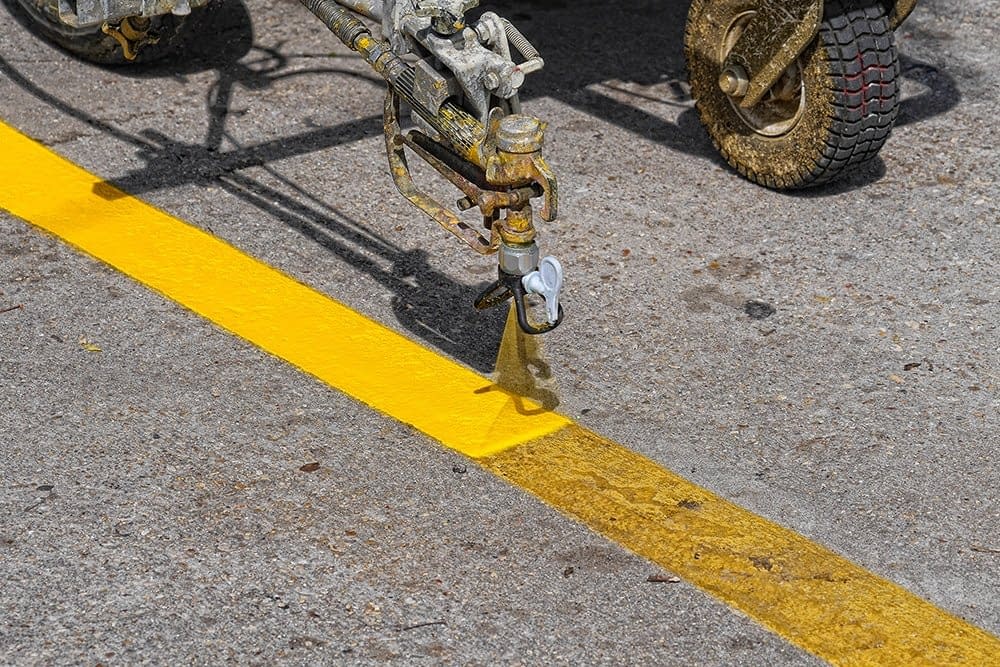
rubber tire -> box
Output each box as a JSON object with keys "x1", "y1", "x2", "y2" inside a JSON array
[
  {"x1": 7, "y1": 0, "x2": 190, "y2": 65},
  {"x1": 685, "y1": 0, "x2": 901, "y2": 189}
]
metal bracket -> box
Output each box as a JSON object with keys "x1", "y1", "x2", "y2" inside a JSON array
[
  {"x1": 891, "y1": 0, "x2": 918, "y2": 29},
  {"x1": 721, "y1": 0, "x2": 822, "y2": 109},
  {"x1": 101, "y1": 16, "x2": 159, "y2": 61},
  {"x1": 384, "y1": 89, "x2": 498, "y2": 254}
]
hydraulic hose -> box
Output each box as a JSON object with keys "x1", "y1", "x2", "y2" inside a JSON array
[
  {"x1": 298, "y1": 0, "x2": 487, "y2": 165},
  {"x1": 299, "y1": 0, "x2": 370, "y2": 47}
]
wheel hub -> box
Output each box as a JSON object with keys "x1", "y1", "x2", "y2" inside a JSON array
[{"x1": 720, "y1": 12, "x2": 806, "y2": 138}]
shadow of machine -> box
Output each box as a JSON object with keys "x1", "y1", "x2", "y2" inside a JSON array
[{"x1": 0, "y1": 0, "x2": 961, "y2": 371}]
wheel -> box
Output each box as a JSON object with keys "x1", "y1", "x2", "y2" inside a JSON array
[
  {"x1": 685, "y1": 0, "x2": 901, "y2": 189},
  {"x1": 6, "y1": 0, "x2": 191, "y2": 65}
]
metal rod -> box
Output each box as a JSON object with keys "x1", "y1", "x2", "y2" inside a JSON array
[{"x1": 332, "y1": 0, "x2": 382, "y2": 22}]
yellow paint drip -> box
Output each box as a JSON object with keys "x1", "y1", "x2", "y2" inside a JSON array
[
  {"x1": 0, "y1": 122, "x2": 568, "y2": 457},
  {"x1": 491, "y1": 305, "x2": 561, "y2": 411}
]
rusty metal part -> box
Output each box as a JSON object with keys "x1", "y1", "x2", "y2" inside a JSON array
[
  {"x1": 494, "y1": 114, "x2": 543, "y2": 153},
  {"x1": 721, "y1": 0, "x2": 822, "y2": 109},
  {"x1": 301, "y1": 0, "x2": 557, "y2": 236},
  {"x1": 495, "y1": 205, "x2": 534, "y2": 246},
  {"x1": 100, "y1": 16, "x2": 158, "y2": 61},
  {"x1": 301, "y1": 0, "x2": 556, "y2": 188},
  {"x1": 484, "y1": 113, "x2": 558, "y2": 227},
  {"x1": 384, "y1": 90, "x2": 497, "y2": 254},
  {"x1": 486, "y1": 114, "x2": 559, "y2": 245},
  {"x1": 385, "y1": 94, "x2": 554, "y2": 254},
  {"x1": 303, "y1": 0, "x2": 563, "y2": 333},
  {"x1": 410, "y1": 130, "x2": 539, "y2": 219}
]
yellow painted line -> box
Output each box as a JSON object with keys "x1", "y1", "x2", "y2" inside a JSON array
[
  {"x1": 482, "y1": 426, "x2": 1000, "y2": 665},
  {"x1": 3, "y1": 121, "x2": 999, "y2": 665},
  {"x1": 0, "y1": 122, "x2": 568, "y2": 458}
]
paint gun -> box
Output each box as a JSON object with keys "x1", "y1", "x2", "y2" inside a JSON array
[{"x1": 300, "y1": 0, "x2": 564, "y2": 334}]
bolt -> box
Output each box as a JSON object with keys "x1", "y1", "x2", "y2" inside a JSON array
[
  {"x1": 719, "y1": 65, "x2": 750, "y2": 98},
  {"x1": 484, "y1": 71, "x2": 501, "y2": 91}
]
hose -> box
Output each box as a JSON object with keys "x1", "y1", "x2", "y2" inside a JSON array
[
  {"x1": 298, "y1": 0, "x2": 370, "y2": 49},
  {"x1": 298, "y1": 0, "x2": 487, "y2": 164}
]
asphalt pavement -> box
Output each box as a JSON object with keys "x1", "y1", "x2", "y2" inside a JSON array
[{"x1": 1, "y1": 0, "x2": 997, "y2": 664}]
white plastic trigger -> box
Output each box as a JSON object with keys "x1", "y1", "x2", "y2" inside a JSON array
[{"x1": 521, "y1": 256, "x2": 563, "y2": 324}]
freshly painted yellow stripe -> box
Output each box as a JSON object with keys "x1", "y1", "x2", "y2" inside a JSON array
[
  {"x1": 3, "y1": 121, "x2": 998, "y2": 665},
  {"x1": 0, "y1": 122, "x2": 569, "y2": 457},
  {"x1": 483, "y1": 426, "x2": 1000, "y2": 666}
]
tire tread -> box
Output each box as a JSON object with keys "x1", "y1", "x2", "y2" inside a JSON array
[
  {"x1": 686, "y1": 0, "x2": 901, "y2": 190},
  {"x1": 803, "y1": 0, "x2": 901, "y2": 187}
]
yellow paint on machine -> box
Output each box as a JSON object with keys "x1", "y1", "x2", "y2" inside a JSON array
[
  {"x1": 3, "y1": 121, "x2": 999, "y2": 665},
  {"x1": 0, "y1": 122, "x2": 568, "y2": 457}
]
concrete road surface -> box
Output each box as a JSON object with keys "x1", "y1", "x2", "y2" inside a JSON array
[{"x1": 1, "y1": 0, "x2": 997, "y2": 664}]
